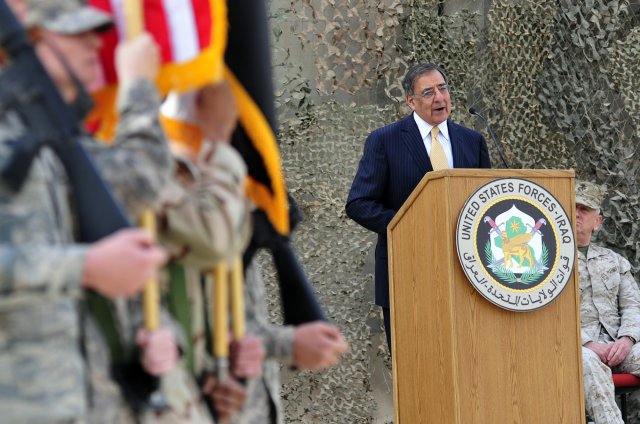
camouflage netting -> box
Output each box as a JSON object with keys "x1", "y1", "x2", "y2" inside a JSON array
[
  {"x1": 264, "y1": 1, "x2": 640, "y2": 422},
  {"x1": 259, "y1": 103, "x2": 398, "y2": 423}
]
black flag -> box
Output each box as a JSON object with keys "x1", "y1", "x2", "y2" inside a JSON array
[{"x1": 225, "y1": 0, "x2": 326, "y2": 325}]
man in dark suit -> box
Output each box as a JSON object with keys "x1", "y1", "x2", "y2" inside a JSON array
[{"x1": 345, "y1": 63, "x2": 491, "y2": 351}]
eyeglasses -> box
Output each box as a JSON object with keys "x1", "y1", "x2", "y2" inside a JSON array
[{"x1": 415, "y1": 84, "x2": 449, "y2": 100}]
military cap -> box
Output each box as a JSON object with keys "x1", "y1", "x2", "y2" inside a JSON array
[
  {"x1": 24, "y1": 0, "x2": 112, "y2": 34},
  {"x1": 575, "y1": 180, "x2": 606, "y2": 210}
]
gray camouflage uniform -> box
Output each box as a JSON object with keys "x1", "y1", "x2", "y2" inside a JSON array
[
  {"x1": 0, "y1": 2, "x2": 172, "y2": 423},
  {"x1": 86, "y1": 78, "x2": 173, "y2": 424},
  {"x1": 0, "y1": 71, "x2": 171, "y2": 424},
  {"x1": 580, "y1": 245, "x2": 640, "y2": 424},
  {"x1": 231, "y1": 259, "x2": 295, "y2": 424}
]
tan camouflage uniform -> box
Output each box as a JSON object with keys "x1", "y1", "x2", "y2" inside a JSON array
[
  {"x1": 580, "y1": 244, "x2": 640, "y2": 424},
  {"x1": 231, "y1": 259, "x2": 295, "y2": 424},
  {"x1": 159, "y1": 142, "x2": 250, "y2": 270},
  {"x1": 0, "y1": 72, "x2": 171, "y2": 424},
  {"x1": 141, "y1": 140, "x2": 251, "y2": 424}
]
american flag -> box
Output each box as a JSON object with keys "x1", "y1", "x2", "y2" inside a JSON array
[{"x1": 86, "y1": 0, "x2": 227, "y2": 140}]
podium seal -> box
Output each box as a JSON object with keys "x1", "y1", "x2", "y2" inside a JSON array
[{"x1": 456, "y1": 178, "x2": 575, "y2": 311}]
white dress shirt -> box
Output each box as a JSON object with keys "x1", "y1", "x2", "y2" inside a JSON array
[{"x1": 413, "y1": 112, "x2": 454, "y2": 168}]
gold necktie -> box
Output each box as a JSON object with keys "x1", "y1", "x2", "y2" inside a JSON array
[{"x1": 429, "y1": 126, "x2": 448, "y2": 170}]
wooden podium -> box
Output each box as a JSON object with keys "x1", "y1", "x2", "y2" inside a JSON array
[{"x1": 387, "y1": 169, "x2": 584, "y2": 423}]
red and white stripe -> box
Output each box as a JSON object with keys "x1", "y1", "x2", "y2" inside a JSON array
[{"x1": 89, "y1": 0, "x2": 213, "y2": 83}]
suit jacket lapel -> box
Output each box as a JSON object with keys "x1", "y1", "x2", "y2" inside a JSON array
[
  {"x1": 400, "y1": 115, "x2": 431, "y2": 174},
  {"x1": 448, "y1": 121, "x2": 463, "y2": 168}
]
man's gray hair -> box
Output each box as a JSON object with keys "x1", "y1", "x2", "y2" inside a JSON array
[{"x1": 402, "y1": 63, "x2": 448, "y2": 96}]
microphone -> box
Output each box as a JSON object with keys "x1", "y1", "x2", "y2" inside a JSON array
[{"x1": 468, "y1": 107, "x2": 510, "y2": 169}]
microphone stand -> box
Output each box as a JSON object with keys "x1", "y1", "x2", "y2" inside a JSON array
[{"x1": 468, "y1": 108, "x2": 510, "y2": 169}]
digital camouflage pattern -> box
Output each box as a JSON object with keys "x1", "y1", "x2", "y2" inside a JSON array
[
  {"x1": 582, "y1": 347, "x2": 624, "y2": 424},
  {"x1": 85, "y1": 79, "x2": 173, "y2": 424},
  {"x1": 83, "y1": 313, "x2": 137, "y2": 424},
  {"x1": 85, "y1": 79, "x2": 173, "y2": 219},
  {"x1": 576, "y1": 180, "x2": 606, "y2": 211},
  {"x1": 579, "y1": 244, "x2": 640, "y2": 345},
  {"x1": 24, "y1": 0, "x2": 112, "y2": 34},
  {"x1": 231, "y1": 259, "x2": 295, "y2": 424},
  {"x1": 579, "y1": 244, "x2": 640, "y2": 424},
  {"x1": 0, "y1": 78, "x2": 171, "y2": 422}
]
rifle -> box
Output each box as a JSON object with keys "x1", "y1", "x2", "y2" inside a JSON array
[
  {"x1": 0, "y1": 1, "x2": 161, "y2": 411},
  {"x1": 0, "y1": 0, "x2": 130, "y2": 239},
  {"x1": 243, "y1": 206, "x2": 327, "y2": 325}
]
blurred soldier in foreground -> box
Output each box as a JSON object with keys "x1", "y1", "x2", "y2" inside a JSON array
[
  {"x1": 576, "y1": 181, "x2": 640, "y2": 424},
  {"x1": 233, "y1": 258, "x2": 349, "y2": 424},
  {"x1": 0, "y1": 0, "x2": 176, "y2": 422},
  {"x1": 159, "y1": 83, "x2": 348, "y2": 424},
  {"x1": 152, "y1": 82, "x2": 264, "y2": 423}
]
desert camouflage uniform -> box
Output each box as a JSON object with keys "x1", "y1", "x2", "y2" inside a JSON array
[
  {"x1": 580, "y1": 244, "x2": 640, "y2": 424},
  {"x1": 140, "y1": 140, "x2": 251, "y2": 424},
  {"x1": 0, "y1": 78, "x2": 171, "y2": 423},
  {"x1": 159, "y1": 142, "x2": 250, "y2": 270},
  {"x1": 231, "y1": 259, "x2": 295, "y2": 424}
]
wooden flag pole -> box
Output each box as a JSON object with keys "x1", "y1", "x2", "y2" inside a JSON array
[
  {"x1": 122, "y1": 0, "x2": 161, "y2": 334},
  {"x1": 229, "y1": 257, "x2": 246, "y2": 340},
  {"x1": 124, "y1": 0, "x2": 143, "y2": 39},
  {"x1": 212, "y1": 262, "x2": 230, "y2": 381},
  {"x1": 140, "y1": 211, "x2": 160, "y2": 331}
]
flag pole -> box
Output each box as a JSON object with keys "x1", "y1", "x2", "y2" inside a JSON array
[
  {"x1": 124, "y1": 0, "x2": 143, "y2": 39},
  {"x1": 212, "y1": 262, "x2": 230, "y2": 381},
  {"x1": 122, "y1": 0, "x2": 160, "y2": 334},
  {"x1": 229, "y1": 257, "x2": 246, "y2": 341},
  {"x1": 140, "y1": 212, "x2": 160, "y2": 331}
]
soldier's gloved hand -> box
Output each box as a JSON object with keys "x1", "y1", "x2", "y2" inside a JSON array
[
  {"x1": 136, "y1": 327, "x2": 179, "y2": 376},
  {"x1": 83, "y1": 229, "x2": 168, "y2": 298},
  {"x1": 230, "y1": 334, "x2": 265, "y2": 379},
  {"x1": 293, "y1": 322, "x2": 349, "y2": 370},
  {"x1": 116, "y1": 32, "x2": 160, "y2": 83},
  {"x1": 201, "y1": 376, "x2": 247, "y2": 423}
]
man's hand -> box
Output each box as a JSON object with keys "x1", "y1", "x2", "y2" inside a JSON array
[
  {"x1": 136, "y1": 327, "x2": 179, "y2": 376},
  {"x1": 82, "y1": 229, "x2": 168, "y2": 297},
  {"x1": 606, "y1": 336, "x2": 634, "y2": 367},
  {"x1": 293, "y1": 322, "x2": 349, "y2": 370},
  {"x1": 584, "y1": 341, "x2": 613, "y2": 364},
  {"x1": 195, "y1": 82, "x2": 238, "y2": 142},
  {"x1": 230, "y1": 334, "x2": 265, "y2": 379},
  {"x1": 6, "y1": 0, "x2": 27, "y2": 21},
  {"x1": 116, "y1": 32, "x2": 160, "y2": 83},
  {"x1": 201, "y1": 376, "x2": 246, "y2": 423}
]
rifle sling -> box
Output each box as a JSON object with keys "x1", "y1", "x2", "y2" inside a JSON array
[
  {"x1": 84, "y1": 289, "x2": 127, "y2": 364},
  {"x1": 167, "y1": 262, "x2": 194, "y2": 375}
]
